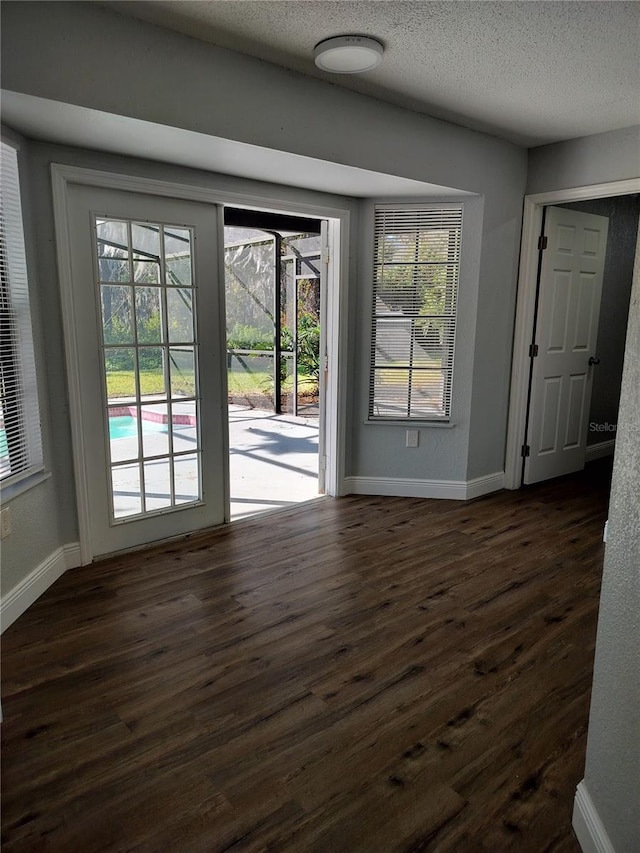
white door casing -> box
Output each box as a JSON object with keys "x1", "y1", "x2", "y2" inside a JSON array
[
  {"x1": 317, "y1": 220, "x2": 330, "y2": 495},
  {"x1": 524, "y1": 206, "x2": 609, "y2": 484},
  {"x1": 65, "y1": 183, "x2": 228, "y2": 557},
  {"x1": 504, "y1": 178, "x2": 640, "y2": 490}
]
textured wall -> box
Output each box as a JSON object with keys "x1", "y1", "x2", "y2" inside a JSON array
[
  {"x1": 582, "y1": 235, "x2": 640, "y2": 851},
  {"x1": 527, "y1": 126, "x2": 640, "y2": 195},
  {"x1": 560, "y1": 195, "x2": 640, "y2": 445}
]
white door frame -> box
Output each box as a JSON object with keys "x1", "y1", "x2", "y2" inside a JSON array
[
  {"x1": 51, "y1": 164, "x2": 350, "y2": 564},
  {"x1": 504, "y1": 177, "x2": 640, "y2": 490}
]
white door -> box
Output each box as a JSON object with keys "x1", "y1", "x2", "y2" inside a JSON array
[
  {"x1": 66, "y1": 185, "x2": 227, "y2": 557},
  {"x1": 524, "y1": 206, "x2": 608, "y2": 484}
]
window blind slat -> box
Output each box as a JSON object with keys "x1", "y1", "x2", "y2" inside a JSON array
[
  {"x1": 0, "y1": 142, "x2": 43, "y2": 485},
  {"x1": 369, "y1": 205, "x2": 462, "y2": 421}
]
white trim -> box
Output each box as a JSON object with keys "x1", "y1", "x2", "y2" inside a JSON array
[
  {"x1": 585, "y1": 440, "x2": 616, "y2": 462},
  {"x1": 572, "y1": 781, "x2": 617, "y2": 853},
  {"x1": 51, "y1": 163, "x2": 349, "y2": 558},
  {"x1": 0, "y1": 542, "x2": 81, "y2": 632},
  {"x1": 505, "y1": 178, "x2": 640, "y2": 490},
  {"x1": 0, "y1": 469, "x2": 51, "y2": 502},
  {"x1": 343, "y1": 471, "x2": 504, "y2": 500},
  {"x1": 50, "y1": 163, "x2": 351, "y2": 222}
]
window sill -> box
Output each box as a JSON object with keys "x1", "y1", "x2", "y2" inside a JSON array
[
  {"x1": 1, "y1": 469, "x2": 51, "y2": 503},
  {"x1": 365, "y1": 419, "x2": 456, "y2": 428}
]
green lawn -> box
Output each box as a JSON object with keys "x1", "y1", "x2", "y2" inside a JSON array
[
  {"x1": 107, "y1": 371, "x2": 165, "y2": 398},
  {"x1": 106, "y1": 369, "x2": 317, "y2": 399}
]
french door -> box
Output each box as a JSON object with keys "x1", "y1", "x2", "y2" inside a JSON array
[{"x1": 65, "y1": 185, "x2": 227, "y2": 558}]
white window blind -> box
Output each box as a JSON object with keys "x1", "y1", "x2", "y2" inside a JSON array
[
  {"x1": 369, "y1": 205, "x2": 462, "y2": 420},
  {"x1": 0, "y1": 142, "x2": 43, "y2": 487}
]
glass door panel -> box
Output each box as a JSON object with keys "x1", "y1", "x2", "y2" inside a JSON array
[{"x1": 97, "y1": 217, "x2": 201, "y2": 522}]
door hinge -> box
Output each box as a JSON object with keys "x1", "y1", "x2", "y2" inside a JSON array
[
  {"x1": 529, "y1": 343, "x2": 539, "y2": 358},
  {"x1": 321, "y1": 455, "x2": 327, "y2": 470},
  {"x1": 521, "y1": 444, "x2": 530, "y2": 458},
  {"x1": 538, "y1": 235, "x2": 548, "y2": 251},
  {"x1": 322, "y1": 251, "x2": 330, "y2": 265}
]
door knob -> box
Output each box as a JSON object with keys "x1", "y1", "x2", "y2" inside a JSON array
[{"x1": 588, "y1": 356, "x2": 601, "y2": 366}]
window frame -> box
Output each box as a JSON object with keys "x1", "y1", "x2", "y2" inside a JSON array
[
  {"x1": 368, "y1": 202, "x2": 463, "y2": 423},
  {"x1": 0, "y1": 139, "x2": 44, "y2": 497}
]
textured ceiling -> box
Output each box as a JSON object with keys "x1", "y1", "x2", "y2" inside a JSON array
[{"x1": 102, "y1": 0, "x2": 640, "y2": 147}]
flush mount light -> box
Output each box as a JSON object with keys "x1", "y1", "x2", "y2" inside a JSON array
[{"x1": 314, "y1": 35, "x2": 384, "y2": 74}]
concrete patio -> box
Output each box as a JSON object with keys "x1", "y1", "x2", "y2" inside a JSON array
[{"x1": 228, "y1": 404, "x2": 320, "y2": 519}]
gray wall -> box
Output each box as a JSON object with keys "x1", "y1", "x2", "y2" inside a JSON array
[
  {"x1": 581, "y1": 237, "x2": 640, "y2": 853},
  {"x1": 560, "y1": 196, "x2": 640, "y2": 445},
  {"x1": 527, "y1": 126, "x2": 640, "y2": 195},
  {"x1": 0, "y1": 129, "x2": 63, "y2": 596}
]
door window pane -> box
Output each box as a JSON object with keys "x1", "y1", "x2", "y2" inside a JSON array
[
  {"x1": 170, "y1": 347, "x2": 196, "y2": 398},
  {"x1": 108, "y1": 406, "x2": 140, "y2": 463},
  {"x1": 138, "y1": 347, "x2": 165, "y2": 396},
  {"x1": 171, "y1": 411, "x2": 197, "y2": 454},
  {"x1": 140, "y1": 406, "x2": 170, "y2": 458},
  {"x1": 101, "y1": 285, "x2": 133, "y2": 344},
  {"x1": 165, "y1": 228, "x2": 192, "y2": 286},
  {"x1": 132, "y1": 222, "x2": 161, "y2": 285},
  {"x1": 135, "y1": 287, "x2": 163, "y2": 344},
  {"x1": 104, "y1": 348, "x2": 136, "y2": 401},
  {"x1": 174, "y1": 454, "x2": 200, "y2": 504},
  {"x1": 167, "y1": 288, "x2": 194, "y2": 343},
  {"x1": 96, "y1": 220, "x2": 131, "y2": 282},
  {"x1": 112, "y1": 463, "x2": 142, "y2": 518},
  {"x1": 144, "y1": 458, "x2": 172, "y2": 511}
]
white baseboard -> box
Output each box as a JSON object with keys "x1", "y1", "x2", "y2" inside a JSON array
[
  {"x1": 586, "y1": 440, "x2": 616, "y2": 462},
  {"x1": 573, "y1": 781, "x2": 616, "y2": 853},
  {"x1": 1, "y1": 542, "x2": 81, "y2": 633},
  {"x1": 343, "y1": 472, "x2": 504, "y2": 501},
  {"x1": 465, "y1": 472, "x2": 505, "y2": 499}
]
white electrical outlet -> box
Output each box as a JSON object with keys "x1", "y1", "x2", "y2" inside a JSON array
[
  {"x1": 406, "y1": 429, "x2": 419, "y2": 448},
  {"x1": 1, "y1": 507, "x2": 11, "y2": 539}
]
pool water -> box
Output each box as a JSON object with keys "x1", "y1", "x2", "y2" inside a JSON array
[{"x1": 109, "y1": 416, "x2": 167, "y2": 440}]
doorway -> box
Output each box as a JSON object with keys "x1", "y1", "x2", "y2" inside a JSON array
[
  {"x1": 505, "y1": 178, "x2": 640, "y2": 489},
  {"x1": 223, "y1": 208, "x2": 325, "y2": 519},
  {"x1": 52, "y1": 165, "x2": 348, "y2": 563}
]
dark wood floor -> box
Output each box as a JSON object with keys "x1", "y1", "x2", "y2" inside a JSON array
[{"x1": 1, "y1": 462, "x2": 612, "y2": 852}]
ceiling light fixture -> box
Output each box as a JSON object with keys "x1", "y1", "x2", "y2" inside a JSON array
[{"x1": 314, "y1": 36, "x2": 384, "y2": 74}]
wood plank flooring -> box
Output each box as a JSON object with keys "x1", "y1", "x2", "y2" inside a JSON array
[{"x1": 1, "y1": 462, "x2": 611, "y2": 851}]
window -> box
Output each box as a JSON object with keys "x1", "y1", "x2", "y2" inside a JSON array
[
  {"x1": 0, "y1": 141, "x2": 43, "y2": 488},
  {"x1": 369, "y1": 204, "x2": 462, "y2": 420}
]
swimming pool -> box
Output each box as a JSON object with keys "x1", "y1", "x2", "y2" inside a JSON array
[{"x1": 109, "y1": 416, "x2": 167, "y2": 440}]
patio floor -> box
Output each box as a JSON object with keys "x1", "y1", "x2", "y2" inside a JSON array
[{"x1": 229, "y1": 404, "x2": 320, "y2": 520}]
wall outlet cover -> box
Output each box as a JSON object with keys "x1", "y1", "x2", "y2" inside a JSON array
[
  {"x1": 406, "y1": 429, "x2": 419, "y2": 448},
  {"x1": 1, "y1": 507, "x2": 11, "y2": 539}
]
